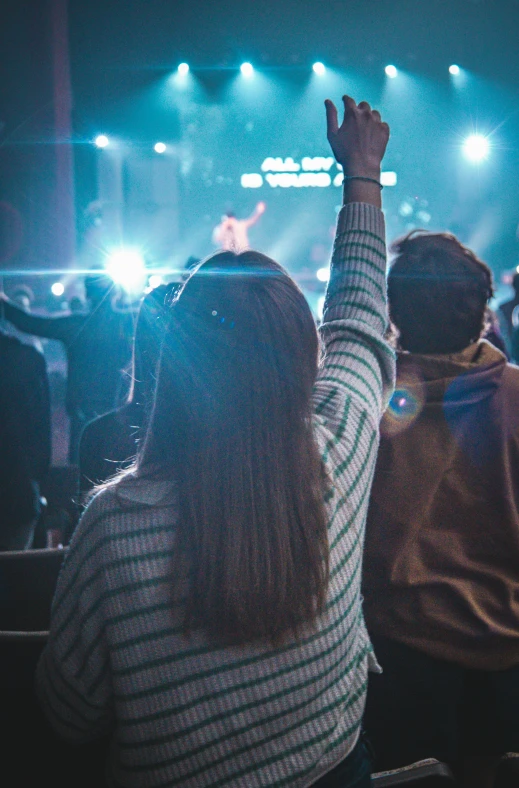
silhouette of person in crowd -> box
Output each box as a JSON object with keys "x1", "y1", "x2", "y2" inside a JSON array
[
  {"x1": 0, "y1": 329, "x2": 51, "y2": 549},
  {"x1": 78, "y1": 283, "x2": 175, "y2": 501},
  {"x1": 497, "y1": 271, "x2": 519, "y2": 362},
  {"x1": 1, "y1": 273, "x2": 134, "y2": 463}
]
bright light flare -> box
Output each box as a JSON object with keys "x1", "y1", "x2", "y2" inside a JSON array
[
  {"x1": 94, "y1": 135, "x2": 109, "y2": 148},
  {"x1": 385, "y1": 65, "x2": 398, "y2": 78},
  {"x1": 313, "y1": 62, "x2": 326, "y2": 76},
  {"x1": 148, "y1": 274, "x2": 164, "y2": 290},
  {"x1": 106, "y1": 249, "x2": 147, "y2": 293},
  {"x1": 51, "y1": 282, "x2": 65, "y2": 297},
  {"x1": 177, "y1": 63, "x2": 189, "y2": 76},
  {"x1": 449, "y1": 64, "x2": 460, "y2": 75},
  {"x1": 316, "y1": 267, "x2": 330, "y2": 283},
  {"x1": 240, "y1": 62, "x2": 254, "y2": 77},
  {"x1": 154, "y1": 142, "x2": 166, "y2": 153},
  {"x1": 463, "y1": 134, "x2": 490, "y2": 162}
]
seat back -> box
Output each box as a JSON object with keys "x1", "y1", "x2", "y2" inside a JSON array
[
  {"x1": 0, "y1": 547, "x2": 67, "y2": 630},
  {"x1": 372, "y1": 758, "x2": 457, "y2": 786}
]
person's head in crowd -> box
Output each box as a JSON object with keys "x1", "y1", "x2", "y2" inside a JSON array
[
  {"x1": 83, "y1": 271, "x2": 114, "y2": 307},
  {"x1": 512, "y1": 271, "x2": 519, "y2": 298},
  {"x1": 138, "y1": 249, "x2": 326, "y2": 645},
  {"x1": 11, "y1": 285, "x2": 34, "y2": 311},
  {"x1": 388, "y1": 229, "x2": 494, "y2": 354},
  {"x1": 68, "y1": 296, "x2": 85, "y2": 313}
]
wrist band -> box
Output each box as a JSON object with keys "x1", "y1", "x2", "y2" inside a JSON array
[{"x1": 343, "y1": 175, "x2": 383, "y2": 189}]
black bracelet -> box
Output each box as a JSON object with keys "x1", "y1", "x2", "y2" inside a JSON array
[{"x1": 343, "y1": 175, "x2": 383, "y2": 189}]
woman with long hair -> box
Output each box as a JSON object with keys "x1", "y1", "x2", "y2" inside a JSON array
[{"x1": 36, "y1": 96, "x2": 393, "y2": 788}]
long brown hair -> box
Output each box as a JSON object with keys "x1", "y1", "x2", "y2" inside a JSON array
[{"x1": 139, "y1": 250, "x2": 329, "y2": 646}]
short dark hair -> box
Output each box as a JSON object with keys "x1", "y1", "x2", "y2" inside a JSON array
[{"x1": 388, "y1": 230, "x2": 494, "y2": 354}]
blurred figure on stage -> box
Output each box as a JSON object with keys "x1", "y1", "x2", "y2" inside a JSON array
[{"x1": 212, "y1": 201, "x2": 266, "y2": 253}]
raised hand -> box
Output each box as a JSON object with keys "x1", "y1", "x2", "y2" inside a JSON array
[{"x1": 325, "y1": 95, "x2": 389, "y2": 179}]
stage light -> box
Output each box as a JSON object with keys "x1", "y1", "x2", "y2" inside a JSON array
[
  {"x1": 313, "y1": 62, "x2": 326, "y2": 76},
  {"x1": 240, "y1": 62, "x2": 254, "y2": 77},
  {"x1": 154, "y1": 142, "x2": 166, "y2": 154},
  {"x1": 449, "y1": 64, "x2": 460, "y2": 75},
  {"x1": 381, "y1": 171, "x2": 397, "y2": 186},
  {"x1": 177, "y1": 63, "x2": 189, "y2": 76},
  {"x1": 106, "y1": 248, "x2": 147, "y2": 293},
  {"x1": 385, "y1": 65, "x2": 398, "y2": 78},
  {"x1": 463, "y1": 134, "x2": 490, "y2": 162},
  {"x1": 316, "y1": 267, "x2": 330, "y2": 283},
  {"x1": 94, "y1": 134, "x2": 109, "y2": 148},
  {"x1": 148, "y1": 274, "x2": 164, "y2": 289},
  {"x1": 51, "y1": 282, "x2": 65, "y2": 297}
]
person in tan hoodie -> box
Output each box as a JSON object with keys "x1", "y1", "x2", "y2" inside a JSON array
[{"x1": 362, "y1": 230, "x2": 519, "y2": 788}]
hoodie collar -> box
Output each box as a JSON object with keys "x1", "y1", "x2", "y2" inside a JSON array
[{"x1": 395, "y1": 340, "x2": 507, "y2": 407}]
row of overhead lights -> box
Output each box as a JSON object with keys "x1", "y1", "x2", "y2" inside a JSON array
[
  {"x1": 95, "y1": 129, "x2": 490, "y2": 162},
  {"x1": 172, "y1": 62, "x2": 464, "y2": 79},
  {"x1": 94, "y1": 136, "x2": 168, "y2": 153}
]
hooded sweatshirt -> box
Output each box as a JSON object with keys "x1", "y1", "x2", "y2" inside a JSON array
[{"x1": 362, "y1": 339, "x2": 519, "y2": 670}]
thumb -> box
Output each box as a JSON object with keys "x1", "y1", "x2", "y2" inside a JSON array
[{"x1": 324, "y1": 99, "x2": 339, "y2": 137}]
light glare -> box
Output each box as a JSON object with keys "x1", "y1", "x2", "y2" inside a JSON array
[
  {"x1": 449, "y1": 64, "x2": 460, "y2": 75},
  {"x1": 106, "y1": 249, "x2": 147, "y2": 293},
  {"x1": 316, "y1": 267, "x2": 330, "y2": 283},
  {"x1": 94, "y1": 134, "x2": 109, "y2": 148},
  {"x1": 51, "y1": 282, "x2": 65, "y2": 297},
  {"x1": 240, "y1": 62, "x2": 254, "y2": 77},
  {"x1": 385, "y1": 65, "x2": 398, "y2": 78},
  {"x1": 148, "y1": 274, "x2": 164, "y2": 289},
  {"x1": 463, "y1": 134, "x2": 490, "y2": 162},
  {"x1": 177, "y1": 63, "x2": 189, "y2": 76},
  {"x1": 154, "y1": 142, "x2": 166, "y2": 154},
  {"x1": 313, "y1": 62, "x2": 326, "y2": 76}
]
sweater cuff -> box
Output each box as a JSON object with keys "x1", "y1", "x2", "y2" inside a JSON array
[{"x1": 336, "y1": 203, "x2": 385, "y2": 239}]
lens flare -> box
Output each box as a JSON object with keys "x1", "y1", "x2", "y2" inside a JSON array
[
  {"x1": 240, "y1": 62, "x2": 254, "y2": 77},
  {"x1": 106, "y1": 248, "x2": 147, "y2": 293},
  {"x1": 463, "y1": 134, "x2": 490, "y2": 162},
  {"x1": 51, "y1": 282, "x2": 65, "y2": 297},
  {"x1": 94, "y1": 135, "x2": 109, "y2": 148}
]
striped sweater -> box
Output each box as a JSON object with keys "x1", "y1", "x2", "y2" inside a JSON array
[{"x1": 36, "y1": 203, "x2": 394, "y2": 788}]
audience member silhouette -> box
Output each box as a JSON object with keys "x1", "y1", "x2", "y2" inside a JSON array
[
  {"x1": 36, "y1": 96, "x2": 393, "y2": 788},
  {"x1": 362, "y1": 229, "x2": 519, "y2": 788},
  {"x1": 497, "y1": 271, "x2": 519, "y2": 362},
  {"x1": 0, "y1": 329, "x2": 51, "y2": 550},
  {"x1": 1, "y1": 273, "x2": 135, "y2": 463},
  {"x1": 78, "y1": 283, "x2": 175, "y2": 500}
]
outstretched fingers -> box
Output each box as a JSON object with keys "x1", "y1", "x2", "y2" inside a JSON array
[{"x1": 324, "y1": 99, "x2": 339, "y2": 137}]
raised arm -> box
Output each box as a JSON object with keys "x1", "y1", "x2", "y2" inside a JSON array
[
  {"x1": 243, "y1": 201, "x2": 266, "y2": 228},
  {"x1": 313, "y1": 96, "x2": 394, "y2": 429},
  {"x1": 0, "y1": 296, "x2": 77, "y2": 343}
]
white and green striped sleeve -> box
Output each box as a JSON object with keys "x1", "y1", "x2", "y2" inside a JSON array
[{"x1": 313, "y1": 202, "x2": 395, "y2": 429}]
